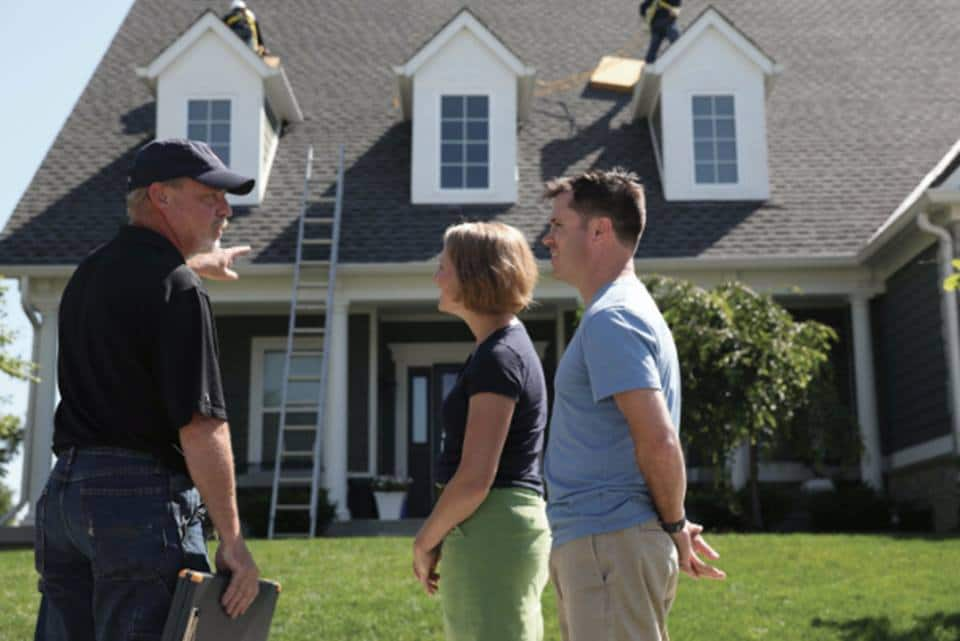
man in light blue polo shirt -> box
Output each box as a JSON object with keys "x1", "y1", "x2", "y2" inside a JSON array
[{"x1": 542, "y1": 169, "x2": 725, "y2": 641}]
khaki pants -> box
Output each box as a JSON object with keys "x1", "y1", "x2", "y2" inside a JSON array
[{"x1": 549, "y1": 518, "x2": 679, "y2": 641}]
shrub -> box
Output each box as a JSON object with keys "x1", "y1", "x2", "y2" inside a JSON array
[{"x1": 807, "y1": 483, "x2": 892, "y2": 532}]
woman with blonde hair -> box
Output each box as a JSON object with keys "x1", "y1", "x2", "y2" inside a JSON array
[{"x1": 412, "y1": 221, "x2": 551, "y2": 641}]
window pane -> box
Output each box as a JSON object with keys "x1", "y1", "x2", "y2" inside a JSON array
[
  {"x1": 693, "y1": 118, "x2": 713, "y2": 139},
  {"x1": 441, "y1": 143, "x2": 463, "y2": 163},
  {"x1": 262, "y1": 352, "x2": 284, "y2": 404},
  {"x1": 466, "y1": 121, "x2": 488, "y2": 141},
  {"x1": 441, "y1": 121, "x2": 464, "y2": 141},
  {"x1": 212, "y1": 145, "x2": 230, "y2": 166},
  {"x1": 715, "y1": 96, "x2": 734, "y2": 116},
  {"x1": 695, "y1": 163, "x2": 716, "y2": 184},
  {"x1": 466, "y1": 165, "x2": 489, "y2": 189},
  {"x1": 211, "y1": 100, "x2": 231, "y2": 120},
  {"x1": 717, "y1": 163, "x2": 738, "y2": 183},
  {"x1": 188, "y1": 100, "x2": 208, "y2": 121},
  {"x1": 694, "y1": 142, "x2": 714, "y2": 162},
  {"x1": 210, "y1": 124, "x2": 230, "y2": 143},
  {"x1": 188, "y1": 124, "x2": 207, "y2": 140},
  {"x1": 466, "y1": 96, "x2": 488, "y2": 119},
  {"x1": 692, "y1": 96, "x2": 712, "y2": 116},
  {"x1": 441, "y1": 96, "x2": 464, "y2": 119},
  {"x1": 411, "y1": 376, "x2": 428, "y2": 444},
  {"x1": 466, "y1": 143, "x2": 488, "y2": 163},
  {"x1": 441, "y1": 165, "x2": 463, "y2": 188},
  {"x1": 716, "y1": 118, "x2": 736, "y2": 139},
  {"x1": 716, "y1": 141, "x2": 737, "y2": 162}
]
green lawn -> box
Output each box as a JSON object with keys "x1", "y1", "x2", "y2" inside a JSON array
[{"x1": 2, "y1": 534, "x2": 957, "y2": 641}]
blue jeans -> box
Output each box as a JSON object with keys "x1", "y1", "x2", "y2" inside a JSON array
[
  {"x1": 34, "y1": 447, "x2": 211, "y2": 641},
  {"x1": 645, "y1": 25, "x2": 680, "y2": 63}
]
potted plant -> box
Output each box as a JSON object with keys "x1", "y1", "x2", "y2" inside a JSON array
[{"x1": 370, "y1": 475, "x2": 412, "y2": 520}]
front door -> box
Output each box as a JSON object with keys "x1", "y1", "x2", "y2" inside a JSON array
[{"x1": 406, "y1": 364, "x2": 460, "y2": 517}]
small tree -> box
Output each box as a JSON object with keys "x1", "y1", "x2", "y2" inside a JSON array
[
  {"x1": 645, "y1": 277, "x2": 836, "y2": 528},
  {"x1": 0, "y1": 278, "x2": 36, "y2": 484}
]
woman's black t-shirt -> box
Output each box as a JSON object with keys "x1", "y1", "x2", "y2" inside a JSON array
[{"x1": 436, "y1": 322, "x2": 547, "y2": 495}]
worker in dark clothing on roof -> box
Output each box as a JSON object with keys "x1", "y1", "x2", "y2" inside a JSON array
[
  {"x1": 640, "y1": 0, "x2": 682, "y2": 63},
  {"x1": 223, "y1": 0, "x2": 267, "y2": 56}
]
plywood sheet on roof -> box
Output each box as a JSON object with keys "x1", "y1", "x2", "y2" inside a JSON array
[{"x1": 589, "y1": 56, "x2": 645, "y2": 93}]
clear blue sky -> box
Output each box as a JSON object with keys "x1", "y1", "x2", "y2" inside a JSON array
[{"x1": 0, "y1": 1, "x2": 136, "y2": 503}]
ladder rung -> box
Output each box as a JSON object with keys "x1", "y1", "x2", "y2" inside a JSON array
[
  {"x1": 275, "y1": 504, "x2": 312, "y2": 511},
  {"x1": 272, "y1": 532, "x2": 311, "y2": 538},
  {"x1": 294, "y1": 328, "x2": 325, "y2": 335},
  {"x1": 297, "y1": 281, "x2": 329, "y2": 288},
  {"x1": 301, "y1": 238, "x2": 332, "y2": 245},
  {"x1": 282, "y1": 449, "x2": 315, "y2": 457},
  {"x1": 300, "y1": 260, "x2": 330, "y2": 267},
  {"x1": 296, "y1": 304, "x2": 327, "y2": 311},
  {"x1": 287, "y1": 374, "x2": 322, "y2": 382},
  {"x1": 304, "y1": 217, "x2": 334, "y2": 224},
  {"x1": 282, "y1": 423, "x2": 317, "y2": 431},
  {"x1": 278, "y1": 476, "x2": 313, "y2": 484}
]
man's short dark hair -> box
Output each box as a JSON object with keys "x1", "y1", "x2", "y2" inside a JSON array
[{"x1": 543, "y1": 168, "x2": 647, "y2": 249}]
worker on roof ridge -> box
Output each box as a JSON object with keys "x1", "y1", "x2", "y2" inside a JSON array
[
  {"x1": 223, "y1": 0, "x2": 267, "y2": 57},
  {"x1": 640, "y1": 0, "x2": 682, "y2": 64}
]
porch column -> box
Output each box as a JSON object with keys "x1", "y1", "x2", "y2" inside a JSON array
[
  {"x1": 730, "y1": 442, "x2": 749, "y2": 490},
  {"x1": 22, "y1": 303, "x2": 59, "y2": 524},
  {"x1": 324, "y1": 299, "x2": 350, "y2": 520},
  {"x1": 850, "y1": 294, "x2": 884, "y2": 490}
]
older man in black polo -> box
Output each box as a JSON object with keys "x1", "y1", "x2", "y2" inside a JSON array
[{"x1": 34, "y1": 139, "x2": 260, "y2": 641}]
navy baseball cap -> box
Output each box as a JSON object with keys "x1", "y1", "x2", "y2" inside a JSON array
[{"x1": 128, "y1": 138, "x2": 255, "y2": 195}]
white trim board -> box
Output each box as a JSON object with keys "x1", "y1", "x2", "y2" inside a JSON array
[{"x1": 886, "y1": 435, "x2": 955, "y2": 471}]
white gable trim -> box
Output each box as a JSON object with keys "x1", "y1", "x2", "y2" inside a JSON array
[
  {"x1": 649, "y1": 7, "x2": 778, "y2": 76},
  {"x1": 395, "y1": 10, "x2": 534, "y2": 78},
  {"x1": 135, "y1": 12, "x2": 303, "y2": 122}
]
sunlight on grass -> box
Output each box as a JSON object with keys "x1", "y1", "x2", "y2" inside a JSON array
[{"x1": 2, "y1": 534, "x2": 957, "y2": 641}]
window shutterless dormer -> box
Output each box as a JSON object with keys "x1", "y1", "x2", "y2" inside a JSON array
[
  {"x1": 135, "y1": 11, "x2": 303, "y2": 206},
  {"x1": 394, "y1": 9, "x2": 536, "y2": 205},
  {"x1": 633, "y1": 7, "x2": 781, "y2": 201}
]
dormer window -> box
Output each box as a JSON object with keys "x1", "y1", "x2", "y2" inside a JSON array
[
  {"x1": 188, "y1": 99, "x2": 232, "y2": 166},
  {"x1": 632, "y1": 8, "x2": 779, "y2": 201},
  {"x1": 135, "y1": 11, "x2": 302, "y2": 206},
  {"x1": 393, "y1": 9, "x2": 536, "y2": 205},
  {"x1": 440, "y1": 95, "x2": 489, "y2": 190},
  {"x1": 692, "y1": 95, "x2": 737, "y2": 184}
]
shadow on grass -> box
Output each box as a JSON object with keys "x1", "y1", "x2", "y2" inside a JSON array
[{"x1": 812, "y1": 612, "x2": 960, "y2": 641}]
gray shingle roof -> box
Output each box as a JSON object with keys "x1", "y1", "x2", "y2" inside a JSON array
[{"x1": 3, "y1": 0, "x2": 960, "y2": 266}]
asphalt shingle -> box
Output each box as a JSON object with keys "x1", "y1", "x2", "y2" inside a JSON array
[{"x1": 2, "y1": 0, "x2": 959, "y2": 265}]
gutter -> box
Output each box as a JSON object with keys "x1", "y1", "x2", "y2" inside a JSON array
[{"x1": 916, "y1": 213, "x2": 960, "y2": 456}]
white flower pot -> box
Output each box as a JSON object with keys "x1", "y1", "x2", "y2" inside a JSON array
[{"x1": 374, "y1": 490, "x2": 406, "y2": 520}]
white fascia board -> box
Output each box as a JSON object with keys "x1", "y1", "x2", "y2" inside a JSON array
[
  {"x1": 264, "y1": 66, "x2": 304, "y2": 122},
  {"x1": 651, "y1": 8, "x2": 776, "y2": 76},
  {"x1": 859, "y1": 137, "x2": 960, "y2": 262},
  {"x1": 397, "y1": 11, "x2": 532, "y2": 79}
]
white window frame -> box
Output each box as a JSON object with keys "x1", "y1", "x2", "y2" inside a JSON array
[
  {"x1": 247, "y1": 336, "x2": 324, "y2": 467},
  {"x1": 186, "y1": 97, "x2": 233, "y2": 166},
  {"x1": 690, "y1": 93, "x2": 739, "y2": 186},
  {"x1": 436, "y1": 93, "x2": 494, "y2": 194}
]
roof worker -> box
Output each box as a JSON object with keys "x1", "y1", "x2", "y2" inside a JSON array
[
  {"x1": 223, "y1": 0, "x2": 267, "y2": 56},
  {"x1": 640, "y1": 0, "x2": 682, "y2": 63}
]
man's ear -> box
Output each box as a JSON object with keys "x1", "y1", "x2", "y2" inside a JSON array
[
  {"x1": 147, "y1": 182, "x2": 168, "y2": 208},
  {"x1": 590, "y1": 216, "x2": 613, "y2": 242}
]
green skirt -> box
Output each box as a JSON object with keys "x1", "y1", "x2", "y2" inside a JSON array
[{"x1": 439, "y1": 487, "x2": 551, "y2": 641}]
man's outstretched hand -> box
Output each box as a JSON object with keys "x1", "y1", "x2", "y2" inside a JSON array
[
  {"x1": 188, "y1": 245, "x2": 251, "y2": 281},
  {"x1": 669, "y1": 520, "x2": 726, "y2": 580}
]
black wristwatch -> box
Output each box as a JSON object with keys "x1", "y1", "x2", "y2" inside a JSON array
[{"x1": 660, "y1": 516, "x2": 686, "y2": 534}]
